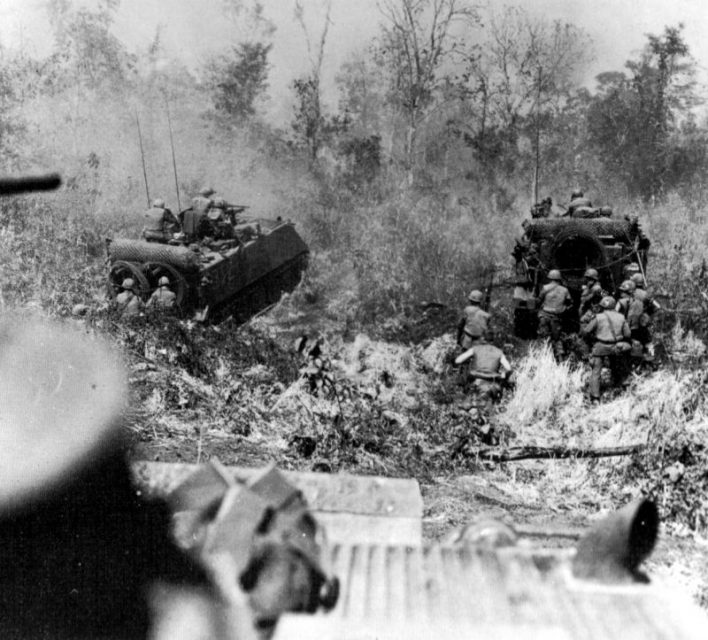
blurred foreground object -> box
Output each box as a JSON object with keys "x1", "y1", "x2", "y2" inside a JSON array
[
  {"x1": 0, "y1": 318, "x2": 205, "y2": 638},
  {"x1": 135, "y1": 465, "x2": 708, "y2": 640},
  {"x1": 0, "y1": 172, "x2": 61, "y2": 195}
]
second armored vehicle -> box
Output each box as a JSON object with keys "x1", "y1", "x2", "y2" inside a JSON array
[
  {"x1": 107, "y1": 216, "x2": 309, "y2": 322},
  {"x1": 512, "y1": 202, "x2": 650, "y2": 337}
]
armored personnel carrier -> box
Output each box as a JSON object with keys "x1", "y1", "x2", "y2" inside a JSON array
[
  {"x1": 106, "y1": 216, "x2": 309, "y2": 322},
  {"x1": 512, "y1": 200, "x2": 650, "y2": 337}
]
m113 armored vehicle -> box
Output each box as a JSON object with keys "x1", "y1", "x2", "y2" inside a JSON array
[
  {"x1": 106, "y1": 215, "x2": 309, "y2": 323},
  {"x1": 512, "y1": 197, "x2": 650, "y2": 337}
]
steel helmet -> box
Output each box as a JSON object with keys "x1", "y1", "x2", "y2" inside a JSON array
[
  {"x1": 468, "y1": 290, "x2": 484, "y2": 303},
  {"x1": 630, "y1": 273, "x2": 645, "y2": 288},
  {"x1": 599, "y1": 296, "x2": 616, "y2": 309},
  {"x1": 619, "y1": 280, "x2": 636, "y2": 293},
  {"x1": 199, "y1": 186, "x2": 215, "y2": 197},
  {"x1": 121, "y1": 278, "x2": 135, "y2": 289},
  {"x1": 152, "y1": 198, "x2": 165, "y2": 208},
  {"x1": 547, "y1": 269, "x2": 562, "y2": 281},
  {"x1": 571, "y1": 190, "x2": 584, "y2": 199},
  {"x1": 625, "y1": 262, "x2": 640, "y2": 274},
  {"x1": 158, "y1": 276, "x2": 170, "y2": 287},
  {"x1": 584, "y1": 268, "x2": 599, "y2": 280}
]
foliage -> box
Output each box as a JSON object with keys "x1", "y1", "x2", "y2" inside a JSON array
[{"x1": 203, "y1": 42, "x2": 272, "y2": 126}]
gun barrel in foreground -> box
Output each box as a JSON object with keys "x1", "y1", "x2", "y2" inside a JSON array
[{"x1": 0, "y1": 172, "x2": 61, "y2": 196}]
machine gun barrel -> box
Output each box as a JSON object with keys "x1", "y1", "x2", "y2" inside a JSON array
[{"x1": 0, "y1": 173, "x2": 61, "y2": 196}]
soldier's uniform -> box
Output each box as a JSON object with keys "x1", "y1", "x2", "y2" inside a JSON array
[
  {"x1": 579, "y1": 268, "x2": 604, "y2": 317},
  {"x1": 147, "y1": 277, "x2": 177, "y2": 310},
  {"x1": 463, "y1": 341, "x2": 512, "y2": 410},
  {"x1": 457, "y1": 290, "x2": 490, "y2": 350},
  {"x1": 537, "y1": 270, "x2": 571, "y2": 358},
  {"x1": 582, "y1": 296, "x2": 631, "y2": 401},
  {"x1": 142, "y1": 198, "x2": 180, "y2": 243},
  {"x1": 631, "y1": 274, "x2": 660, "y2": 363},
  {"x1": 115, "y1": 279, "x2": 144, "y2": 319}
]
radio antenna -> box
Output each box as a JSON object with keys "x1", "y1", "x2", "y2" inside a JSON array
[
  {"x1": 134, "y1": 109, "x2": 150, "y2": 207},
  {"x1": 164, "y1": 96, "x2": 182, "y2": 211}
]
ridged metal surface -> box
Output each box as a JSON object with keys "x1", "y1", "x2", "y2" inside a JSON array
[{"x1": 275, "y1": 543, "x2": 707, "y2": 640}]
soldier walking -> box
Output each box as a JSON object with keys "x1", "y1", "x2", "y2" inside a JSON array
[
  {"x1": 455, "y1": 333, "x2": 512, "y2": 411},
  {"x1": 581, "y1": 296, "x2": 631, "y2": 402},
  {"x1": 115, "y1": 278, "x2": 144, "y2": 319},
  {"x1": 537, "y1": 269, "x2": 571, "y2": 359},
  {"x1": 630, "y1": 273, "x2": 660, "y2": 364},
  {"x1": 146, "y1": 276, "x2": 177, "y2": 311},
  {"x1": 457, "y1": 290, "x2": 490, "y2": 350}
]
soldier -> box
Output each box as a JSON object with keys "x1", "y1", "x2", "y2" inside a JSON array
[
  {"x1": 147, "y1": 276, "x2": 177, "y2": 310},
  {"x1": 565, "y1": 190, "x2": 592, "y2": 216},
  {"x1": 207, "y1": 197, "x2": 234, "y2": 240},
  {"x1": 623, "y1": 262, "x2": 641, "y2": 280},
  {"x1": 455, "y1": 333, "x2": 512, "y2": 411},
  {"x1": 115, "y1": 278, "x2": 144, "y2": 319},
  {"x1": 579, "y1": 268, "x2": 604, "y2": 318},
  {"x1": 457, "y1": 290, "x2": 490, "y2": 350},
  {"x1": 192, "y1": 186, "x2": 215, "y2": 215},
  {"x1": 142, "y1": 198, "x2": 180, "y2": 243},
  {"x1": 537, "y1": 269, "x2": 572, "y2": 359},
  {"x1": 630, "y1": 273, "x2": 660, "y2": 364},
  {"x1": 581, "y1": 296, "x2": 631, "y2": 402}
]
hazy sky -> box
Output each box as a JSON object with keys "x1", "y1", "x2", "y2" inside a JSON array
[{"x1": 2, "y1": 0, "x2": 708, "y2": 122}]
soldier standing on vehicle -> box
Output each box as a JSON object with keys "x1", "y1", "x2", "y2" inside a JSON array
[
  {"x1": 457, "y1": 290, "x2": 490, "y2": 350},
  {"x1": 146, "y1": 276, "x2": 177, "y2": 311},
  {"x1": 564, "y1": 190, "x2": 592, "y2": 216},
  {"x1": 206, "y1": 197, "x2": 234, "y2": 240},
  {"x1": 115, "y1": 278, "x2": 144, "y2": 319},
  {"x1": 537, "y1": 270, "x2": 572, "y2": 359},
  {"x1": 455, "y1": 334, "x2": 512, "y2": 411},
  {"x1": 581, "y1": 296, "x2": 631, "y2": 403},
  {"x1": 142, "y1": 198, "x2": 180, "y2": 243},
  {"x1": 192, "y1": 186, "x2": 215, "y2": 215}
]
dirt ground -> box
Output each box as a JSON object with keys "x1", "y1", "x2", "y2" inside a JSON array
[{"x1": 123, "y1": 290, "x2": 708, "y2": 610}]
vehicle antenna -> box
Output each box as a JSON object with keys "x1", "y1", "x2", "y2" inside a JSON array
[
  {"x1": 533, "y1": 65, "x2": 542, "y2": 205},
  {"x1": 164, "y1": 96, "x2": 182, "y2": 211},
  {"x1": 134, "y1": 109, "x2": 150, "y2": 207}
]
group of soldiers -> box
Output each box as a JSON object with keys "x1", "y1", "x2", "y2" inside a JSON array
[
  {"x1": 457, "y1": 261, "x2": 660, "y2": 405},
  {"x1": 534, "y1": 262, "x2": 659, "y2": 401},
  {"x1": 114, "y1": 275, "x2": 177, "y2": 319},
  {"x1": 114, "y1": 187, "x2": 249, "y2": 319},
  {"x1": 141, "y1": 187, "x2": 248, "y2": 245},
  {"x1": 455, "y1": 290, "x2": 513, "y2": 410}
]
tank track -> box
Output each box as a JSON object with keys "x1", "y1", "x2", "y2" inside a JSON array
[{"x1": 205, "y1": 252, "x2": 309, "y2": 324}]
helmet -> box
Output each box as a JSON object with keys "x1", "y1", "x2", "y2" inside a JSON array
[
  {"x1": 121, "y1": 278, "x2": 135, "y2": 290},
  {"x1": 547, "y1": 270, "x2": 561, "y2": 281},
  {"x1": 630, "y1": 273, "x2": 645, "y2": 288},
  {"x1": 468, "y1": 290, "x2": 484, "y2": 303},
  {"x1": 571, "y1": 190, "x2": 584, "y2": 199},
  {"x1": 625, "y1": 262, "x2": 640, "y2": 275},
  {"x1": 619, "y1": 280, "x2": 636, "y2": 293},
  {"x1": 583, "y1": 268, "x2": 599, "y2": 280},
  {"x1": 152, "y1": 198, "x2": 165, "y2": 208},
  {"x1": 599, "y1": 296, "x2": 616, "y2": 309},
  {"x1": 199, "y1": 187, "x2": 215, "y2": 197},
  {"x1": 158, "y1": 276, "x2": 170, "y2": 287}
]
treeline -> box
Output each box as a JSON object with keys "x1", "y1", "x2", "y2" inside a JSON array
[{"x1": 0, "y1": 0, "x2": 706, "y2": 322}]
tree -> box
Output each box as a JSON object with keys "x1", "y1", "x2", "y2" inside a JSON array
[
  {"x1": 204, "y1": 42, "x2": 272, "y2": 125},
  {"x1": 454, "y1": 7, "x2": 593, "y2": 186},
  {"x1": 291, "y1": 0, "x2": 333, "y2": 161},
  {"x1": 587, "y1": 25, "x2": 701, "y2": 199},
  {"x1": 377, "y1": 0, "x2": 478, "y2": 183}
]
